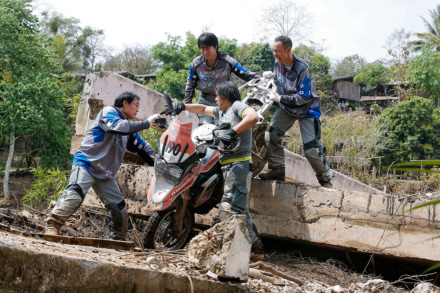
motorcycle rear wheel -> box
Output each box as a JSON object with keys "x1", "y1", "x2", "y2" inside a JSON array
[
  {"x1": 246, "y1": 101, "x2": 269, "y2": 177},
  {"x1": 143, "y1": 209, "x2": 194, "y2": 250}
]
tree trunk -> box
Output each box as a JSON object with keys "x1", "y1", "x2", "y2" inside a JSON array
[{"x1": 3, "y1": 133, "x2": 15, "y2": 200}]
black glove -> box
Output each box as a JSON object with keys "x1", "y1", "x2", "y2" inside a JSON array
[
  {"x1": 173, "y1": 101, "x2": 185, "y2": 115},
  {"x1": 163, "y1": 100, "x2": 186, "y2": 115},
  {"x1": 218, "y1": 129, "x2": 237, "y2": 144}
]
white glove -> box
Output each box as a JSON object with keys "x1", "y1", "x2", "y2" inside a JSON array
[
  {"x1": 270, "y1": 92, "x2": 281, "y2": 103},
  {"x1": 263, "y1": 71, "x2": 274, "y2": 79},
  {"x1": 147, "y1": 113, "x2": 162, "y2": 125}
]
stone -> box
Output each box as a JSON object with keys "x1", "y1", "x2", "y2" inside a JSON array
[
  {"x1": 411, "y1": 282, "x2": 440, "y2": 293},
  {"x1": 188, "y1": 215, "x2": 251, "y2": 281}
]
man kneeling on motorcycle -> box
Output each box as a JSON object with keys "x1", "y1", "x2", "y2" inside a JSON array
[{"x1": 171, "y1": 81, "x2": 265, "y2": 259}]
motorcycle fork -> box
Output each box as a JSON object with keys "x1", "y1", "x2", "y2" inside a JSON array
[{"x1": 172, "y1": 188, "x2": 191, "y2": 237}]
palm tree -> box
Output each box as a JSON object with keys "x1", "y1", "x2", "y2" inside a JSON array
[{"x1": 411, "y1": 5, "x2": 440, "y2": 52}]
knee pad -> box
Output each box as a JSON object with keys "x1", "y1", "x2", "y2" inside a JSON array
[
  {"x1": 304, "y1": 147, "x2": 320, "y2": 160},
  {"x1": 56, "y1": 184, "x2": 84, "y2": 212},
  {"x1": 265, "y1": 126, "x2": 284, "y2": 146}
]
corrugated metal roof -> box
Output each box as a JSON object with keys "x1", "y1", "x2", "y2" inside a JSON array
[{"x1": 332, "y1": 75, "x2": 355, "y2": 81}]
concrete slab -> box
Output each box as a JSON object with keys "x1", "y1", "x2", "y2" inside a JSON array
[
  {"x1": 82, "y1": 164, "x2": 440, "y2": 264},
  {"x1": 0, "y1": 231, "x2": 249, "y2": 292},
  {"x1": 248, "y1": 180, "x2": 440, "y2": 262}
]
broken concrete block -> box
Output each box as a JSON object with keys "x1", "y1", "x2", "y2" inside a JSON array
[{"x1": 188, "y1": 214, "x2": 251, "y2": 281}]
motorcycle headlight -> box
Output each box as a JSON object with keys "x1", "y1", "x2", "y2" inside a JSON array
[{"x1": 155, "y1": 158, "x2": 184, "y2": 185}]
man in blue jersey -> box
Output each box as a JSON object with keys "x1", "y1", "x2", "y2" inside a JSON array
[
  {"x1": 259, "y1": 36, "x2": 333, "y2": 187},
  {"x1": 45, "y1": 91, "x2": 161, "y2": 240},
  {"x1": 185, "y1": 32, "x2": 260, "y2": 125}
]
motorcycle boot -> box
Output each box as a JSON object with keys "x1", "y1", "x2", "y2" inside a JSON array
[
  {"x1": 317, "y1": 175, "x2": 333, "y2": 188},
  {"x1": 258, "y1": 167, "x2": 285, "y2": 181},
  {"x1": 106, "y1": 200, "x2": 129, "y2": 241},
  {"x1": 44, "y1": 215, "x2": 63, "y2": 236},
  {"x1": 251, "y1": 239, "x2": 265, "y2": 260}
]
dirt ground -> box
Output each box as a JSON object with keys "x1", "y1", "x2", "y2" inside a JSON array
[{"x1": 0, "y1": 173, "x2": 438, "y2": 292}]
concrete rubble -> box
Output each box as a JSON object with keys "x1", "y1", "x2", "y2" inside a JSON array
[
  {"x1": 3, "y1": 71, "x2": 440, "y2": 291},
  {"x1": 188, "y1": 215, "x2": 251, "y2": 281}
]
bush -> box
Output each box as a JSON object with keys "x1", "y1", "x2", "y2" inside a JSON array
[{"x1": 22, "y1": 166, "x2": 69, "y2": 208}]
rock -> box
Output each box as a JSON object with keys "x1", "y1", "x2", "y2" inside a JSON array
[
  {"x1": 411, "y1": 282, "x2": 440, "y2": 293},
  {"x1": 188, "y1": 214, "x2": 251, "y2": 281},
  {"x1": 348, "y1": 279, "x2": 395, "y2": 292}
]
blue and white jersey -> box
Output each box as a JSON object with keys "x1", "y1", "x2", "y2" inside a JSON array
[
  {"x1": 185, "y1": 51, "x2": 259, "y2": 104},
  {"x1": 73, "y1": 105, "x2": 155, "y2": 180},
  {"x1": 274, "y1": 54, "x2": 321, "y2": 119}
]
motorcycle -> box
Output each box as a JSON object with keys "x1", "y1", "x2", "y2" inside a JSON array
[
  {"x1": 143, "y1": 93, "x2": 240, "y2": 250},
  {"x1": 239, "y1": 71, "x2": 278, "y2": 176}
]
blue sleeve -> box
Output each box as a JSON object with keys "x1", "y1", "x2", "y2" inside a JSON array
[
  {"x1": 185, "y1": 64, "x2": 198, "y2": 103},
  {"x1": 99, "y1": 108, "x2": 149, "y2": 134}
]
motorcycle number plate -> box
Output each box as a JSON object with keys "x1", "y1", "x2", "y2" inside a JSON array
[{"x1": 161, "y1": 119, "x2": 195, "y2": 163}]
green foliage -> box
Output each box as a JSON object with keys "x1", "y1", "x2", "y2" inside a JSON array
[
  {"x1": 320, "y1": 94, "x2": 338, "y2": 116},
  {"x1": 406, "y1": 48, "x2": 440, "y2": 106},
  {"x1": 152, "y1": 33, "x2": 187, "y2": 72},
  {"x1": 0, "y1": 0, "x2": 58, "y2": 80},
  {"x1": 354, "y1": 61, "x2": 391, "y2": 94},
  {"x1": 369, "y1": 103, "x2": 382, "y2": 115},
  {"x1": 237, "y1": 43, "x2": 274, "y2": 73},
  {"x1": 103, "y1": 44, "x2": 159, "y2": 74},
  {"x1": 285, "y1": 113, "x2": 387, "y2": 172},
  {"x1": 180, "y1": 32, "x2": 200, "y2": 65},
  {"x1": 376, "y1": 97, "x2": 440, "y2": 164},
  {"x1": 389, "y1": 160, "x2": 440, "y2": 174},
  {"x1": 218, "y1": 37, "x2": 239, "y2": 58},
  {"x1": 385, "y1": 29, "x2": 411, "y2": 99},
  {"x1": 139, "y1": 128, "x2": 163, "y2": 152},
  {"x1": 332, "y1": 54, "x2": 366, "y2": 77},
  {"x1": 23, "y1": 166, "x2": 69, "y2": 208},
  {"x1": 292, "y1": 44, "x2": 332, "y2": 94},
  {"x1": 59, "y1": 73, "x2": 84, "y2": 133},
  {"x1": 0, "y1": 0, "x2": 70, "y2": 170},
  {"x1": 149, "y1": 33, "x2": 257, "y2": 100},
  {"x1": 0, "y1": 74, "x2": 71, "y2": 169},
  {"x1": 411, "y1": 4, "x2": 440, "y2": 52},
  {"x1": 147, "y1": 69, "x2": 188, "y2": 101},
  {"x1": 39, "y1": 11, "x2": 105, "y2": 72}
]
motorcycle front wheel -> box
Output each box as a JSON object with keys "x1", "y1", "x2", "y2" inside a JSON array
[
  {"x1": 252, "y1": 123, "x2": 268, "y2": 177},
  {"x1": 143, "y1": 209, "x2": 195, "y2": 250}
]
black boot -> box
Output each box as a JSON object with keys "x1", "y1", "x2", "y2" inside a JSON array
[
  {"x1": 317, "y1": 175, "x2": 333, "y2": 188},
  {"x1": 259, "y1": 168, "x2": 285, "y2": 181},
  {"x1": 251, "y1": 239, "x2": 265, "y2": 260}
]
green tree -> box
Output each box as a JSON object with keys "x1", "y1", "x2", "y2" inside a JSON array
[
  {"x1": 354, "y1": 61, "x2": 391, "y2": 96},
  {"x1": 411, "y1": 4, "x2": 440, "y2": 52},
  {"x1": 292, "y1": 44, "x2": 332, "y2": 94},
  {"x1": 39, "y1": 11, "x2": 105, "y2": 72},
  {"x1": 384, "y1": 29, "x2": 412, "y2": 100},
  {"x1": 148, "y1": 32, "x2": 250, "y2": 100},
  {"x1": 0, "y1": 0, "x2": 70, "y2": 200},
  {"x1": 376, "y1": 97, "x2": 440, "y2": 164},
  {"x1": 332, "y1": 54, "x2": 366, "y2": 77},
  {"x1": 82, "y1": 26, "x2": 106, "y2": 72},
  {"x1": 237, "y1": 42, "x2": 274, "y2": 74},
  {"x1": 148, "y1": 33, "x2": 190, "y2": 99},
  {"x1": 103, "y1": 44, "x2": 160, "y2": 74},
  {"x1": 406, "y1": 47, "x2": 440, "y2": 106}
]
